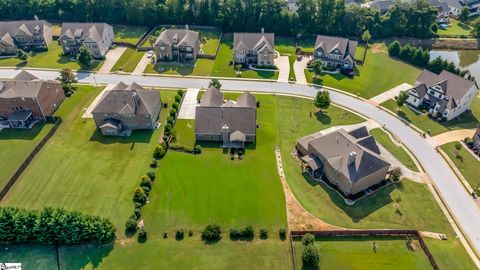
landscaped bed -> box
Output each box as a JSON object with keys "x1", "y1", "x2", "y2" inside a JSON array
[
  {"x1": 380, "y1": 96, "x2": 480, "y2": 136},
  {"x1": 305, "y1": 43, "x2": 421, "y2": 99},
  {"x1": 369, "y1": 128, "x2": 419, "y2": 172},
  {"x1": 0, "y1": 42, "x2": 103, "y2": 71},
  {"x1": 441, "y1": 141, "x2": 480, "y2": 190},
  {"x1": 111, "y1": 48, "x2": 146, "y2": 72}
]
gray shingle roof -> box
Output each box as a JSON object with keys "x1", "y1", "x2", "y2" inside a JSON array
[
  {"x1": 233, "y1": 33, "x2": 275, "y2": 52},
  {"x1": 60, "y1": 23, "x2": 111, "y2": 43},
  {"x1": 0, "y1": 70, "x2": 60, "y2": 98},
  {"x1": 0, "y1": 20, "x2": 51, "y2": 46},
  {"x1": 298, "y1": 128, "x2": 390, "y2": 183},
  {"x1": 314, "y1": 35, "x2": 358, "y2": 59},
  {"x1": 154, "y1": 29, "x2": 199, "y2": 47},
  {"x1": 415, "y1": 70, "x2": 476, "y2": 101}
]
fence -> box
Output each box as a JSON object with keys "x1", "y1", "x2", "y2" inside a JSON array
[
  {"x1": 0, "y1": 117, "x2": 62, "y2": 201},
  {"x1": 290, "y1": 230, "x2": 439, "y2": 270}
]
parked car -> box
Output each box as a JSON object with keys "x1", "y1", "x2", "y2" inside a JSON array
[
  {"x1": 147, "y1": 50, "x2": 154, "y2": 58},
  {"x1": 297, "y1": 55, "x2": 302, "y2": 61},
  {"x1": 154, "y1": 122, "x2": 161, "y2": 129}
]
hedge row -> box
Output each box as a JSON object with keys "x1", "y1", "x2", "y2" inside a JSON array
[
  {"x1": 0, "y1": 207, "x2": 115, "y2": 245},
  {"x1": 200, "y1": 225, "x2": 287, "y2": 242}
]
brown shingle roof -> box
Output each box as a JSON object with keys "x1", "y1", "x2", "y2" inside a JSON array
[
  {"x1": 233, "y1": 33, "x2": 275, "y2": 52},
  {"x1": 154, "y1": 29, "x2": 199, "y2": 47}
]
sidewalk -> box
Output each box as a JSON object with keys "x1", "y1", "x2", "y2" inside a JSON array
[{"x1": 98, "y1": 47, "x2": 127, "y2": 74}]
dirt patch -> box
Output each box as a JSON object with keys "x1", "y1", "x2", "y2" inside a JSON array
[{"x1": 372, "y1": 43, "x2": 387, "y2": 54}]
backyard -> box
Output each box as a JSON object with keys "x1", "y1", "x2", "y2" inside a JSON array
[
  {"x1": 441, "y1": 142, "x2": 480, "y2": 190},
  {"x1": 369, "y1": 128, "x2": 419, "y2": 172},
  {"x1": 305, "y1": 43, "x2": 421, "y2": 99},
  {"x1": 170, "y1": 119, "x2": 196, "y2": 149},
  {"x1": 293, "y1": 236, "x2": 432, "y2": 270},
  {"x1": 437, "y1": 19, "x2": 472, "y2": 37},
  {"x1": 111, "y1": 48, "x2": 146, "y2": 72},
  {"x1": 144, "y1": 58, "x2": 215, "y2": 76},
  {"x1": 0, "y1": 42, "x2": 103, "y2": 71},
  {"x1": 0, "y1": 123, "x2": 54, "y2": 189},
  {"x1": 381, "y1": 95, "x2": 480, "y2": 136},
  {"x1": 113, "y1": 24, "x2": 149, "y2": 45}
]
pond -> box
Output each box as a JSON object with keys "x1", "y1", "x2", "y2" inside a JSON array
[{"x1": 430, "y1": 50, "x2": 480, "y2": 79}]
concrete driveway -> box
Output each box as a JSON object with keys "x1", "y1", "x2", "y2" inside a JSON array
[
  {"x1": 2, "y1": 69, "x2": 480, "y2": 261},
  {"x1": 293, "y1": 56, "x2": 310, "y2": 85},
  {"x1": 132, "y1": 52, "x2": 150, "y2": 75},
  {"x1": 274, "y1": 54, "x2": 290, "y2": 82},
  {"x1": 177, "y1": 88, "x2": 200, "y2": 119},
  {"x1": 369, "y1": 83, "x2": 412, "y2": 104},
  {"x1": 82, "y1": 83, "x2": 116, "y2": 118},
  {"x1": 427, "y1": 129, "x2": 477, "y2": 147},
  {"x1": 98, "y1": 47, "x2": 127, "y2": 74}
]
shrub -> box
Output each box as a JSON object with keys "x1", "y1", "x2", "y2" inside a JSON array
[
  {"x1": 133, "y1": 187, "x2": 147, "y2": 205},
  {"x1": 147, "y1": 171, "x2": 156, "y2": 181},
  {"x1": 455, "y1": 142, "x2": 462, "y2": 150},
  {"x1": 140, "y1": 175, "x2": 152, "y2": 189},
  {"x1": 134, "y1": 208, "x2": 141, "y2": 219},
  {"x1": 172, "y1": 102, "x2": 180, "y2": 110},
  {"x1": 163, "y1": 103, "x2": 168, "y2": 108},
  {"x1": 229, "y1": 228, "x2": 240, "y2": 239},
  {"x1": 279, "y1": 228, "x2": 287, "y2": 240},
  {"x1": 125, "y1": 216, "x2": 137, "y2": 232},
  {"x1": 259, "y1": 228, "x2": 268, "y2": 239},
  {"x1": 389, "y1": 167, "x2": 402, "y2": 182},
  {"x1": 201, "y1": 225, "x2": 221, "y2": 242},
  {"x1": 388, "y1": 40, "x2": 401, "y2": 57},
  {"x1": 169, "y1": 108, "x2": 177, "y2": 117},
  {"x1": 174, "y1": 94, "x2": 182, "y2": 102},
  {"x1": 138, "y1": 227, "x2": 147, "y2": 241},
  {"x1": 153, "y1": 144, "x2": 167, "y2": 159},
  {"x1": 149, "y1": 159, "x2": 157, "y2": 168},
  {"x1": 188, "y1": 230, "x2": 193, "y2": 237},
  {"x1": 177, "y1": 89, "x2": 184, "y2": 96},
  {"x1": 229, "y1": 226, "x2": 254, "y2": 240},
  {"x1": 167, "y1": 116, "x2": 174, "y2": 125},
  {"x1": 302, "y1": 233, "x2": 315, "y2": 246},
  {"x1": 164, "y1": 123, "x2": 173, "y2": 134},
  {"x1": 194, "y1": 145, "x2": 202, "y2": 154},
  {"x1": 175, "y1": 229, "x2": 185, "y2": 240},
  {"x1": 302, "y1": 244, "x2": 320, "y2": 266}
]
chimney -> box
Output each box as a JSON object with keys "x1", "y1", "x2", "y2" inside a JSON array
[
  {"x1": 348, "y1": 151, "x2": 356, "y2": 165},
  {"x1": 222, "y1": 125, "x2": 229, "y2": 144},
  {"x1": 261, "y1": 27, "x2": 264, "y2": 34},
  {"x1": 34, "y1": 15, "x2": 39, "y2": 21},
  {"x1": 0, "y1": 82, "x2": 4, "y2": 92},
  {"x1": 185, "y1": 24, "x2": 189, "y2": 30}
]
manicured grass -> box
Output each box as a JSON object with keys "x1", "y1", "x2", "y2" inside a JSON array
[
  {"x1": 276, "y1": 36, "x2": 315, "y2": 82},
  {"x1": 199, "y1": 28, "x2": 222, "y2": 55},
  {"x1": 425, "y1": 238, "x2": 478, "y2": 270},
  {"x1": 142, "y1": 94, "x2": 287, "y2": 235},
  {"x1": 0, "y1": 123, "x2": 54, "y2": 189},
  {"x1": 381, "y1": 96, "x2": 480, "y2": 136},
  {"x1": 293, "y1": 237, "x2": 432, "y2": 270},
  {"x1": 441, "y1": 142, "x2": 480, "y2": 189},
  {"x1": 0, "y1": 244, "x2": 57, "y2": 269},
  {"x1": 0, "y1": 86, "x2": 177, "y2": 234},
  {"x1": 144, "y1": 58, "x2": 215, "y2": 76},
  {"x1": 113, "y1": 24, "x2": 149, "y2": 45},
  {"x1": 438, "y1": 19, "x2": 472, "y2": 37},
  {"x1": 369, "y1": 128, "x2": 419, "y2": 172},
  {"x1": 50, "y1": 23, "x2": 62, "y2": 36},
  {"x1": 211, "y1": 34, "x2": 278, "y2": 80},
  {"x1": 171, "y1": 119, "x2": 196, "y2": 149},
  {"x1": 111, "y1": 48, "x2": 145, "y2": 72},
  {"x1": 305, "y1": 44, "x2": 421, "y2": 99},
  {"x1": 0, "y1": 42, "x2": 103, "y2": 71}
]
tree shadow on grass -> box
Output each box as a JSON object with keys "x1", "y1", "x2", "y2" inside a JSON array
[
  {"x1": 396, "y1": 110, "x2": 411, "y2": 123},
  {"x1": 58, "y1": 242, "x2": 114, "y2": 270},
  {"x1": 315, "y1": 111, "x2": 331, "y2": 125},
  {"x1": 301, "y1": 173, "x2": 395, "y2": 223},
  {"x1": 89, "y1": 129, "x2": 153, "y2": 144}
]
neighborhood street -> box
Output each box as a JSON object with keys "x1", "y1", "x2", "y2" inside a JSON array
[{"x1": 1, "y1": 69, "x2": 479, "y2": 256}]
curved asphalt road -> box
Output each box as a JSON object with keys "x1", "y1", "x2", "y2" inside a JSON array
[{"x1": 1, "y1": 69, "x2": 479, "y2": 255}]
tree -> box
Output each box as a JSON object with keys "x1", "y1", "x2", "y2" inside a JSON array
[
  {"x1": 208, "y1": 78, "x2": 222, "y2": 89},
  {"x1": 396, "y1": 91, "x2": 409, "y2": 107},
  {"x1": 77, "y1": 46, "x2": 93, "y2": 68},
  {"x1": 459, "y1": 7, "x2": 470, "y2": 22},
  {"x1": 153, "y1": 144, "x2": 167, "y2": 159},
  {"x1": 302, "y1": 244, "x2": 320, "y2": 266},
  {"x1": 16, "y1": 49, "x2": 28, "y2": 61},
  {"x1": 133, "y1": 187, "x2": 147, "y2": 205},
  {"x1": 140, "y1": 175, "x2": 152, "y2": 190},
  {"x1": 387, "y1": 40, "x2": 401, "y2": 57},
  {"x1": 279, "y1": 228, "x2": 287, "y2": 240},
  {"x1": 311, "y1": 60, "x2": 323, "y2": 78},
  {"x1": 302, "y1": 233, "x2": 315, "y2": 246},
  {"x1": 471, "y1": 18, "x2": 480, "y2": 38},
  {"x1": 201, "y1": 225, "x2": 221, "y2": 242},
  {"x1": 361, "y1": 30, "x2": 372, "y2": 45},
  {"x1": 314, "y1": 90, "x2": 331, "y2": 112},
  {"x1": 58, "y1": 68, "x2": 77, "y2": 85},
  {"x1": 125, "y1": 216, "x2": 137, "y2": 232},
  {"x1": 390, "y1": 167, "x2": 402, "y2": 182}
]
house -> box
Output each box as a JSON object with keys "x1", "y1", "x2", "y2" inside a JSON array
[
  {"x1": 287, "y1": 0, "x2": 298, "y2": 11},
  {"x1": 406, "y1": 70, "x2": 478, "y2": 121},
  {"x1": 362, "y1": 0, "x2": 394, "y2": 14},
  {"x1": 233, "y1": 30, "x2": 275, "y2": 67},
  {"x1": 429, "y1": 0, "x2": 453, "y2": 16},
  {"x1": 91, "y1": 82, "x2": 162, "y2": 136},
  {"x1": 58, "y1": 23, "x2": 114, "y2": 58},
  {"x1": 195, "y1": 87, "x2": 257, "y2": 148},
  {"x1": 313, "y1": 35, "x2": 358, "y2": 70},
  {"x1": 153, "y1": 28, "x2": 200, "y2": 62},
  {"x1": 296, "y1": 127, "x2": 391, "y2": 197},
  {"x1": 473, "y1": 126, "x2": 480, "y2": 149},
  {"x1": 459, "y1": 0, "x2": 480, "y2": 16},
  {"x1": 0, "y1": 70, "x2": 64, "y2": 129},
  {"x1": 441, "y1": 0, "x2": 463, "y2": 16},
  {"x1": 0, "y1": 20, "x2": 52, "y2": 55}
]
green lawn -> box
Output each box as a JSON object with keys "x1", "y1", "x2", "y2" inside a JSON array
[
  {"x1": 0, "y1": 244, "x2": 57, "y2": 269},
  {"x1": 170, "y1": 119, "x2": 196, "y2": 149},
  {"x1": 51, "y1": 23, "x2": 62, "y2": 36},
  {"x1": 211, "y1": 34, "x2": 278, "y2": 80},
  {"x1": 438, "y1": 19, "x2": 472, "y2": 37},
  {"x1": 381, "y1": 96, "x2": 480, "y2": 136},
  {"x1": 113, "y1": 24, "x2": 149, "y2": 45},
  {"x1": 145, "y1": 58, "x2": 215, "y2": 76},
  {"x1": 0, "y1": 86, "x2": 177, "y2": 233},
  {"x1": 111, "y1": 48, "x2": 146, "y2": 72},
  {"x1": 305, "y1": 44, "x2": 421, "y2": 99},
  {"x1": 199, "y1": 28, "x2": 222, "y2": 55},
  {"x1": 276, "y1": 36, "x2": 315, "y2": 82},
  {"x1": 441, "y1": 142, "x2": 480, "y2": 189},
  {"x1": 0, "y1": 42, "x2": 103, "y2": 71},
  {"x1": 293, "y1": 237, "x2": 432, "y2": 270},
  {"x1": 0, "y1": 123, "x2": 54, "y2": 189},
  {"x1": 369, "y1": 128, "x2": 419, "y2": 172}
]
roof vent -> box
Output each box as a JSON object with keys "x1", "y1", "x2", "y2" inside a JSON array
[
  {"x1": 348, "y1": 151, "x2": 357, "y2": 165},
  {"x1": 34, "y1": 15, "x2": 39, "y2": 21},
  {"x1": 185, "y1": 24, "x2": 189, "y2": 30},
  {"x1": 261, "y1": 27, "x2": 264, "y2": 33},
  {"x1": 0, "y1": 82, "x2": 4, "y2": 92}
]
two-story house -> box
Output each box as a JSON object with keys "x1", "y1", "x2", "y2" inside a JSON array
[
  {"x1": 233, "y1": 30, "x2": 275, "y2": 67},
  {"x1": 473, "y1": 126, "x2": 480, "y2": 149},
  {"x1": 406, "y1": 70, "x2": 478, "y2": 121},
  {"x1": 58, "y1": 23, "x2": 114, "y2": 59},
  {"x1": 91, "y1": 82, "x2": 162, "y2": 136},
  {"x1": 0, "y1": 20, "x2": 52, "y2": 55},
  {"x1": 313, "y1": 35, "x2": 358, "y2": 70},
  {"x1": 153, "y1": 29, "x2": 200, "y2": 62},
  {"x1": 0, "y1": 70, "x2": 65, "y2": 129}
]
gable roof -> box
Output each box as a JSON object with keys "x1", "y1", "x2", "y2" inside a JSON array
[
  {"x1": 0, "y1": 20, "x2": 51, "y2": 44},
  {"x1": 299, "y1": 128, "x2": 390, "y2": 183},
  {"x1": 154, "y1": 29, "x2": 200, "y2": 47},
  {"x1": 415, "y1": 70, "x2": 477, "y2": 101},
  {"x1": 200, "y1": 87, "x2": 224, "y2": 107},
  {"x1": 0, "y1": 70, "x2": 60, "y2": 99},
  {"x1": 91, "y1": 82, "x2": 161, "y2": 117},
  {"x1": 233, "y1": 33, "x2": 275, "y2": 52},
  {"x1": 314, "y1": 35, "x2": 358, "y2": 58},
  {"x1": 60, "y1": 23, "x2": 111, "y2": 43}
]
